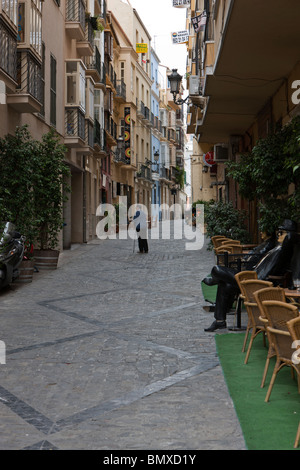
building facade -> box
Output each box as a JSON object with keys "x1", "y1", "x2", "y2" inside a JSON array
[
  {"x1": 185, "y1": 0, "x2": 300, "y2": 238},
  {"x1": 0, "y1": 0, "x2": 188, "y2": 250}
]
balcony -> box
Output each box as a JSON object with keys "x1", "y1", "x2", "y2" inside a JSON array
[
  {"x1": 0, "y1": 19, "x2": 17, "y2": 90},
  {"x1": 64, "y1": 107, "x2": 86, "y2": 148},
  {"x1": 7, "y1": 50, "x2": 42, "y2": 113},
  {"x1": 115, "y1": 79, "x2": 126, "y2": 102},
  {"x1": 86, "y1": 46, "x2": 101, "y2": 82},
  {"x1": 159, "y1": 166, "x2": 169, "y2": 181},
  {"x1": 136, "y1": 100, "x2": 151, "y2": 125},
  {"x1": 137, "y1": 165, "x2": 152, "y2": 182},
  {"x1": 104, "y1": 115, "x2": 117, "y2": 146},
  {"x1": 65, "y1": 0, "x2": 85, "y2": 40},
  {"x1": 106, "y1": 63, "x2": 116, "y2": 90},
  {"x1": 94, "y1": 0, "x2": 107, "y2": 26},
  {"x1": 113, "y1": 148, "x2": 129, "y2": 165},
  {"x1": 86, "y1": 119, "x2": 94, "y2": 150},
  {"x1": 168, "y1": 129, "x2": 176, "y2": 143},
  {"x1": 77, "y1": 19, "x2": 94, "y2": 57},
  {"x1": 199, "y1": 0, "x2": 300, "y2": 143},
  {"x1": 94, "y1": 119, "x2": 107, "y2": 157},
  {"x1": 137, "y1": 99, "x2": 146, "y2": 119}
]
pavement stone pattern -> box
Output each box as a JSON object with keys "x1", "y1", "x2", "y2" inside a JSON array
[{"x1": 0, "y1": 222, "x2": 246, "y2": 450}]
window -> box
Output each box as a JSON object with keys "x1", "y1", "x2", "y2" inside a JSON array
[
  {"x1": 86, "y1": 77, "x2": 94, "y2": 121},
  {"x1": 131, "y1": 64, "x2": 134, "y2": 92},
  {"x1": 120, "y1": 61, "x2": 125, "y2": 81},
  {"x1": 50, "y1": 54, "x2": 56, "y2": 126},
  {"x1": 2, "y1": 0, "x2": 18, "y2": 25},
  {"x1": 94, "y1": 89, "x2": 100, "y2": 120},
  {"x1": 17, "y1": 1, "x2": 42, "y2": 57}
]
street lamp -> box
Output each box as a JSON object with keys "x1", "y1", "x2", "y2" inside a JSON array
[
  {"x1": 168, "y1": 68, "x2": 203, "y2": 108},
  {"x1": 154, "y1": 150, "x2": 160, "y2": 162},
  {"x1": 117, "y1": 135, "x2": 124, "y2": 150}
]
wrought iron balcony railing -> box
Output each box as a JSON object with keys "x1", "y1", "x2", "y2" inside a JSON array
[
  {"x1": 0, "y1": 20, "x2": 17, "y2": 82},
  {"x1": 137, "y1": 165, "x2": 152, "y2": 182},
  {"x1": 116, "y1": 79, "x2": 126, "y2": 101},
  {"x1": 113, "y1": 149, "x2": 129, "y2": 165},
  {"x1": 16, "y1": 50, "x2": 42, "y2": 102},
  {"x1": 159, "y1": 166, "x2": 170, "y2": 180},
  {"x1": 86, "y1": 45, "x2": 101, "y2": 77},
  {"x1": 66, "y1": 0, "x2": 85, "y2": 29},
  {"x1": 65, "y1": 107, "x2": 86, "y2": 142},
  {"x1": 94, "y1": 119, "x2": 107, "y2": 152},
  {"x1": 86, "y1": 120, "x2": 94, "y2": 148},
  {"x1": 85, "y1": 18, "x2": 94, "y2": 48}
]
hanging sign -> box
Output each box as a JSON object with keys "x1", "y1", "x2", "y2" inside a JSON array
[
  {"x1": 191, "y1": 11, "x2": 207, "y2": 33},
  {"x1": 171, "y1": 30, "x2": 189, "y2": 44},
  {"x1": 136, "y1": 43, "x2": 148, "y2": 54},
  {"x1": 124, "y1": 107, "x2": 131, "y2": 164},
  {"x1": 173, "y1": 0, "x2": 190, "y2": 7},
  {"x1": 203, "y1": 151, "x2": 215, "y2": 167}
]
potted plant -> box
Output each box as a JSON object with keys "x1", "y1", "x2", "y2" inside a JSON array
[
  {"x1": 226, "y1": 117, "x2": 300, "y2": 234},
  {"x1": 32, "y1": 130, "x2": 70, "y2": 270},
  {"x1": 0, "y1": 126, "x2": 38, "y2": 282}
]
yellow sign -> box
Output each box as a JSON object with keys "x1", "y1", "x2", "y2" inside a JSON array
[{"x1": 136, "y1": 43, "x2": 148, "y2": 54}]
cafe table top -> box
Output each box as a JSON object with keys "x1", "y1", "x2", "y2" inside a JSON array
[{"x1": 284, "y1": 288, "x2": 300, "y2": 298}]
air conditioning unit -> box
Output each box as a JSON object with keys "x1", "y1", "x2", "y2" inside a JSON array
[
  {"x1": 214, "y1": 143, "x2": 229, "y2": 162},
  {"x1": 189, "y1": 75, "x2": 200, "y2": 95}
]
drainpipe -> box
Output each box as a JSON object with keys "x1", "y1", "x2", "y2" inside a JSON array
[{"x1": 83, "y1": 155, "x2": 87, "y2": 243}]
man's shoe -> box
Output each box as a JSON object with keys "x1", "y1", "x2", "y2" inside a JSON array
[{"x1": 204, "y1": 320, "x2": 227, "y2": 332}]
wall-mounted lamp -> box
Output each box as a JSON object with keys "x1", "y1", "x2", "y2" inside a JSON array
[
  {"x1": 168, "y1": 69, "x2": 203, "y2": 108},
  {"x1": 117, "y1": 135, "x2": 125, "y2": 150}
]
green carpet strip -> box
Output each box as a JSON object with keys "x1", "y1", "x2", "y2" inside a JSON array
[{"x1": 215, "y1": 333, "x2": 300, "y2": 450}]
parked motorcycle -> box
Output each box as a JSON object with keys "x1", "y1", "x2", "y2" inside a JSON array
[{"x1": 0, "y1": 222, "x2": 25, "y2": 290}]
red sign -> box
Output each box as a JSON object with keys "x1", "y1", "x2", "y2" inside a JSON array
[{"x1": 203, "y1": 151, "x2": 215, "y2": 167}]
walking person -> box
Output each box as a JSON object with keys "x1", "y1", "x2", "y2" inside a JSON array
[{"x1": 133, "y1": 205, "x2": 149, "y2": 253}]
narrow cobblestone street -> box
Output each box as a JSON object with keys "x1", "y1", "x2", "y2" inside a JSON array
[{"x1": 0, "y1": 222, "x2": 246, "y2": 450}]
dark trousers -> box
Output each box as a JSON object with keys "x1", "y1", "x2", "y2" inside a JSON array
[
  {"x1": 211, "y1": 266, "x2": 239, "y2": 321},
  {"x1": 138, "y1": 237, "x2": 148, "y2": 253}
]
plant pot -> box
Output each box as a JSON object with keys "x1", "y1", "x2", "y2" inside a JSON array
[
  {"x1": 90, "y1": 16, "x2": 98, "y2": 30},
  {"x1": 33, "y1": 249, "x2": 60, "y2": 270},
  {"x1": 14, "y1": 259, "x2": 35, "y2": 284}
]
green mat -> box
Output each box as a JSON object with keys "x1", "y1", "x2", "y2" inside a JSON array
[
  {"x1": 215, "y1": 333, "x2": 300, "y2": 450},
  {"x1": 201, "y1": 276, "x2": 218, "y2": 304}
]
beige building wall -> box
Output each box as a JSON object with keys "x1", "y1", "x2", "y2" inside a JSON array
[{"x1": 107, "y1": 0, "x2": 153, "y2": 213}]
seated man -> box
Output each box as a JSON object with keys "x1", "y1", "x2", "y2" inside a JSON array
[{"x1": 203, "y1": 220, "x2": 300, "y2": 332}]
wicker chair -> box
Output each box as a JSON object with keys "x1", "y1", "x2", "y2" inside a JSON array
[
  {"x1": 254, "y1": 286, "x2": 286, "y2": 388},
  {"x1": 220, "y1": 239, "x2": 241, "y2": 246},
  {"x1": 215, "y1": 245, "x2": 234, "y2": 255},
  {"x1": 234, "y1": 271, "x2": 258, "y2": 349},
  {"x1": 211, "y1": 236, "x2": 228, "y2": 248},
  {"x1": 262, "y1": 300, "x2": 300, "y2": 402},
  {"x1": 287, "y1": 316, "x2": 300, "y2": 448},
  {"x1": 211, "y1": 235, "x2": 227, "y2": 248},
  {"x1": 294, "y1": 423, "x2": 300, "y2": 449},
  {"x1": 220, "y1": 243, "x2": 243, "y2": 254},
  {"x1": 240, "y1": 279, "x2": 273, "y2": 364}
]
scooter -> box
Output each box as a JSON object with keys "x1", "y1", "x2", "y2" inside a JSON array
[{"x1": 0, "y1": 222, "x2": 25, "y2": 290}]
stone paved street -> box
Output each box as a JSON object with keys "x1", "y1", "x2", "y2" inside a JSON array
[{"x1": 0, "y1": 222, "x2": 246, "y2": 450}]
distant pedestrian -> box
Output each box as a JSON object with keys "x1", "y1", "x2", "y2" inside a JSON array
[{"x1": 133, "y1": 205, "x2": 149, "y2": 253}]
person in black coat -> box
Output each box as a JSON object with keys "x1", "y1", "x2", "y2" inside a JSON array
[
  {"x1": 204, "y1": 220, "x2": 300, "y2": 332},
  {"x1": 133, "y1": 205, "x2": 149, "y2": 253}
]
